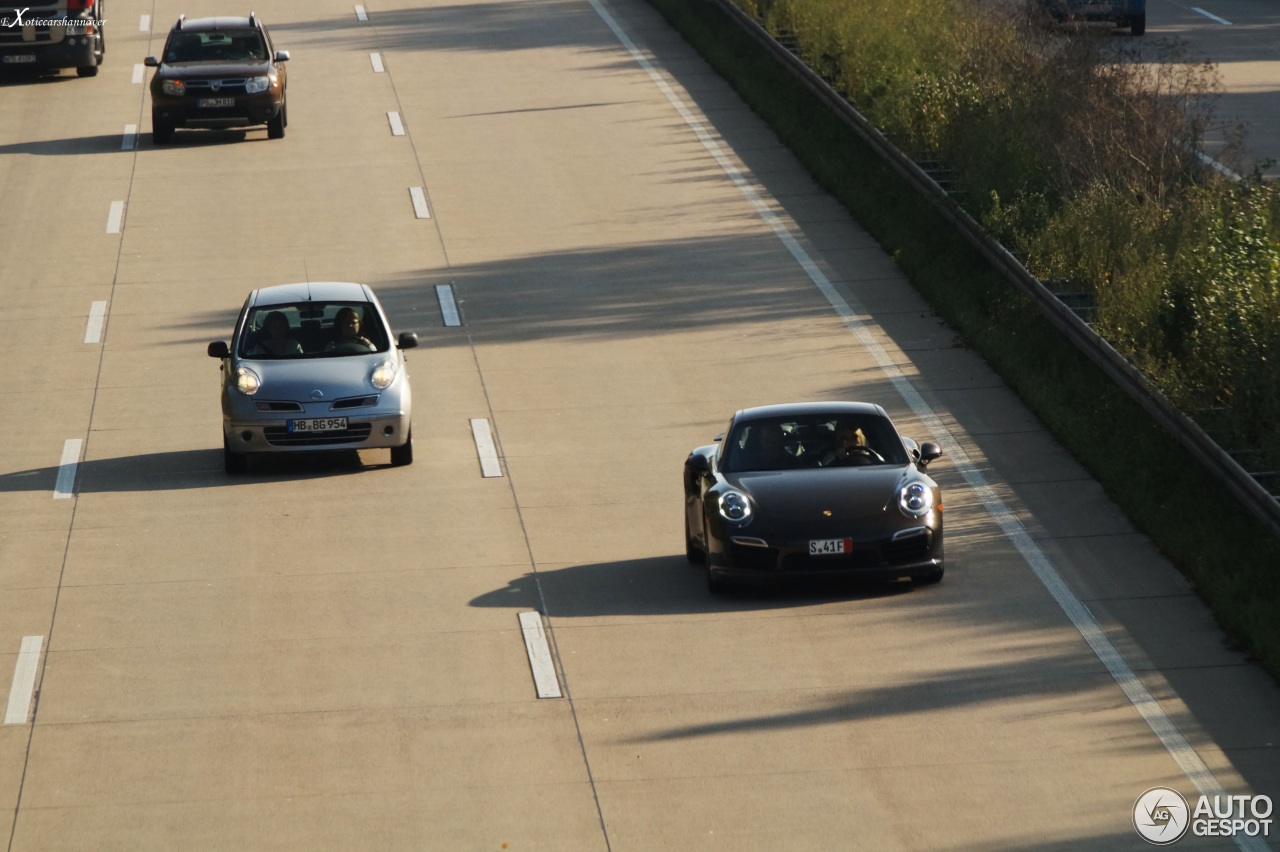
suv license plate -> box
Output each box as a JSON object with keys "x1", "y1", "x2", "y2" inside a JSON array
[
  {"x1": 288, "y1": 417, "x2": 348, "y2": 433},
  {"x1": 197, "y1": 97, "x2": 236, "y2": 108},
  {"x1": 2, "y1": 55, "x2": 37, "y2": 64},
  {"x1": 809, "y1": 538, "x2": 852, "y2": 556}
]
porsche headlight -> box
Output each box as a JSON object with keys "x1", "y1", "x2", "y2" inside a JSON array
[
  {"x1": 370, "y1": 359, "x2": 397, "y2": 389},
  {"x1": 718, "y1": 490, "x2": 753, "y2": 524},
  {"x1": 235, "y1": 365, "x2": 261, "y2": 396},
  {"x1": 162, "y1": 80, "x2": 185, "y2": 96},
  {"x1": 245, "y1": 75, "x2": 270, "y2": 94},
  {"x1": 899, "y1": 482, "x2": 933, "y2": 518}
]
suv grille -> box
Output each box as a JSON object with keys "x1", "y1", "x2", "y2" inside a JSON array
[{"x1": 183, "y1": 78, "x2": 248, "y2": 95}]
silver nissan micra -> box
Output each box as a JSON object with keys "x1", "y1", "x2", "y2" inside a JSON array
[{"x1": 208, "y1": 282, "x2": 417, "y2": 473}]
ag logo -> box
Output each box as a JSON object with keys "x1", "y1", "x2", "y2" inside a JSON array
[{"x1": 1134, "y1": 787, "x2": 1190, "y2": 845}]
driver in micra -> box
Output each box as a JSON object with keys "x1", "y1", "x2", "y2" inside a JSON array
[
  {"x1": 325, "y1": 307, "x2": 375, "y2": 353},
  {"x1": 249, "y1": 310, "x2": 303, "y2": 357}
]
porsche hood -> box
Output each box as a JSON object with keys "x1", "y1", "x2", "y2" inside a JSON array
[{"x1": 726, "y1": 466, "x2": 914, "y2": 523}]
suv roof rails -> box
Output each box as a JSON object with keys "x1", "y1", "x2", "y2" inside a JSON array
[
  {"x1": 248, "y1": 12, "x2": 258, "y2": 29},
  {"x1": 175, "y1": 14, "x2": 185, "y2": 30}
]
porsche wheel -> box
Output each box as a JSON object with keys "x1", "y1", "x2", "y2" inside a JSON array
[
  {"x1": 704, "y1": 514, "x2": 727, "y2": 594},
  {"x1": 916, "y1": 567, "x2": 944, "y2": 585},
  {"x1": 684, "y1": 512, "x2": 704, "y2": 563}
]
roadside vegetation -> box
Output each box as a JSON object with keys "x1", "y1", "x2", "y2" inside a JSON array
[{"x1": 643, "y1": 0, "x2": 1280, "y2": 676}]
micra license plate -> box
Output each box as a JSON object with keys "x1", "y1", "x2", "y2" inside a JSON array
[{"x1": 288, "y1": 417, "x2": 348, "y2": 433}]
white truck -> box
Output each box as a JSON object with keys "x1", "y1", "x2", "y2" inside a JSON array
[{"x1": 0, "y1": 1, "x2": 104, "y2": 77}]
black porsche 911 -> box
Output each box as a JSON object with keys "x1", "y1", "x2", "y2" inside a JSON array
[{"x1": 683, "y1": 402, "x2": 944, "y2": 592}]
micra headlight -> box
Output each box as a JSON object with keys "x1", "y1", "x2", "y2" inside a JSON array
[
  {"x1": 370, "y1": 359, "x2": 397, "y2": 389},
  {"x1": 235, "y1": 366, "x2": 261, "y2": 395},
  {"x1": 899, "y1": 482, "x2": 933, "y2": 518},
  {"x1": 245, "y1": 75, "x2": 270, "y2": 94},
  {"x1": 718, "y1": 490, "x2": 753, "y2": 524}
]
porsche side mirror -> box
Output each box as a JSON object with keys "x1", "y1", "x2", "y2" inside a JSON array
[
  {"x1": 207, "y1": 341, "x2": 229, "y2": 359},
  {"x1": 918, "y1": 442, "x2": 942, "y2": 467},
  {"x1": 686, "y1": 454, "x2": 709, "y2": 473}
]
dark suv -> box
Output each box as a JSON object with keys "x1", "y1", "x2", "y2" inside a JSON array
[
  {"x1": 1037, "y1": 0, "x2": 1146, "y2": 35},
  {"x1": 145, "y1": 14, "x2": 289, "y2": 144}
]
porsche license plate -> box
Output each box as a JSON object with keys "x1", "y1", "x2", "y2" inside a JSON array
[
  {"x1": 197, "y1": 97, "x2": 235, "y2": 108},
  {"x1": 809, "y1": 538, "x2": 852, "y2": 556},
  {"x1": 2, "y1": 55, "x2": 37, "y2": 64},
  {"x1": 288, "y1": 417, "x2": 347, "y2": 433}
]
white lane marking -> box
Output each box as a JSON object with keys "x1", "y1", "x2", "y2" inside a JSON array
[
  {"x1": 106, "y1": 200, "x2": 125, "y2": 234},
  {"x1": 590, "y1": 1, "x2": 1264, "y2": 845},
  {"x1": 388, "y1": 111, "x2": 405, "y2": 136},
  {"x1": 409, "y1": 186, "x2": 431, "y2": 219},
  {"x1": 469, "y1": 418, "x2": 502, "y2": 478},
  {"x1": 122, "y1": 124, "x2": 137, "y2": 150},
  {"x1": 1192, "y1": 7, "x2": 1232, "y2": 24},
  {"x1": 84, "y1": 301, "x2": 107, "y2": 344},
  {"x1": 139, "y1": 14, "x2": 150, "y2": 32},
  {"x1": 1197, "y1": 150, "x2": 1241, "y2": 181},
  {"x1": 4, "y1": 637, "x2": 43, "y2": 725},
  {"x1": 54, "y1": 439, "x2": 82, "y2": 499},
  {"x1": 131, "y1": 63, "x2": 144, "y2": 84},
  {"x1": 518, "y1": 612, "x2": 562, "y2": 699},
  {"x1": 355, "y1": 4, "x2": 369, "y2": 22},
  {"x1": 370, "y1": 51, "x2": 384, "y2": 73},
  {"x1": 435, "y1": 284, "x2": 461, "y2": 327}
]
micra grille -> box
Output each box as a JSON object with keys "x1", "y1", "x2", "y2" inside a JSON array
[{"x1": 263, "y1": 424, "x2": 372, "y2": 446}]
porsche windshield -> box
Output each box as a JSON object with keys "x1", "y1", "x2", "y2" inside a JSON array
[
  {"x1": 237, "y1": 302, "x2": 389, "y2": 359},
  {"x1": 722, "y1": 414, "x2": 909, "y2": 472}
]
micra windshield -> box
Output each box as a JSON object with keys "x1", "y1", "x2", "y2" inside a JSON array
[{"x1": 238, "y1": 302, "x2": 389, "y2": 359}]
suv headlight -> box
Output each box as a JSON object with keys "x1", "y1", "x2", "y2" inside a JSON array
[
  {"x1": 718, "y1": 490, "x2": 753, "y2": 524},
  {"x1": 245, "y1": 76, "x2": 270, "y2": 94},
  {"x1": 235, "y1": 366, "x2": 261, "y2": 395},
  {"x1": 161, "y1": 80, "x2": 185, "y2": 96},
  {"x1": 899, "y1": 482, "x2": 933, "y2": 518},
  {"x1": 370, "y1": 359, "x2": 397, "y2": 389}
]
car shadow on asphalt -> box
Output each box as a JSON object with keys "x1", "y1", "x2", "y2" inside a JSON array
[
  {"x1": 0, "y1": 134, "x2": 126, "y2": 156},
  {"x1": 0, "y1": 447, "x2": 399, "y2": 493},
  {"x1": 469, "y1": 555, "x2": 922, "y2": 617}
]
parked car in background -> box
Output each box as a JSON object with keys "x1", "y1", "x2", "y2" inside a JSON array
[
  {"x1": 0, "y1": 0, "x2": 104, "y2": 77},
  {"x1": 1037, "y1": 0, "x2": 1146, "y2": 35}
]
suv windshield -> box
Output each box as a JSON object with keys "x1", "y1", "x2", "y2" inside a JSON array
[
  {"x1": 239, "y1": 302, "x2": 389, "y2": 359},
  {"x1": 165, "y1": 30, "x2": 266, "y2": 63}
]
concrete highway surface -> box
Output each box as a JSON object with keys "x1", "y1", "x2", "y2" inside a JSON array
[
  {"x1": 1147, "y1": 0, "x2": 1280, "y2": 176},
  {"x1": 0, "y1": 0, "x2": 1277, "y2": 848}
]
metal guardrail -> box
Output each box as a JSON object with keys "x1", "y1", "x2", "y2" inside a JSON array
[{"x1": 711, "y1": 0, "x2": 1280, "y2": 540}]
